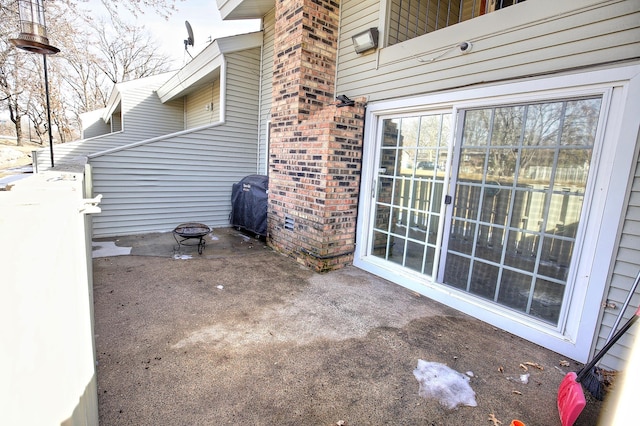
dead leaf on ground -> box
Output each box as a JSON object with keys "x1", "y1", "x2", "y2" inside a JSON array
[
  {"x1": 519, "y1": 363, "x2": 528, "y2": 371},
  {"x1": 336, "y1": 421, "x2": 347, "y2": 426},
  {"x1": 498, "y1": 366, "x2": 504, "y2": 373},
  {"x1": 488, "y1": 413, "x2": 502, "y2": 426},
  {"x1": 559, "y1": 360, "x2": 571, "y2": 367},
  {"x1": 512, "y1": 390, "x2": 522, "y2": 395},
  {"x1": 525, "y1": 361, "x2": 544, "y2": 370}
]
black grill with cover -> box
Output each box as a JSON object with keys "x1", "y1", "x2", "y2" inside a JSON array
[{"x1": 230, "y1": 174, "x2": 268, "y2": 237}]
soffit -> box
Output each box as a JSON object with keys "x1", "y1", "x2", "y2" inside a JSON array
[{"x1": 217, "y1": 0, "x2": 274, "y2": 20}]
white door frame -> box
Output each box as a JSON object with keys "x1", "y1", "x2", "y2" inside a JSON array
[{"x1": 354, "y1": 64, "x2": 640, "y2": 362}]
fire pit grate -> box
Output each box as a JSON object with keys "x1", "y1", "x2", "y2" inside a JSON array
[{"x1": 173, "y1": 222, "x2": 211, "y2": 254}]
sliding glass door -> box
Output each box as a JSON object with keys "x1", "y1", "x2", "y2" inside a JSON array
[{"x1": 368, "y1": 97, "x2": 602, "y2": 326}]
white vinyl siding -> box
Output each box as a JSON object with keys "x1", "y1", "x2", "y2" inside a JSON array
[
  {"x1": 595, "y1": 138, "x2": 640, "y2": 371},
  {"x1": 118, "y1": 84, "x2": 184, "y2": 135},
  {"x1": 337, "y1": 0, "x2": 379, "y2": 77},
  {"x1": 111, "y1": 112, "x2": 122, "y2": 132},
  {"x1": 258, "y1": 8, "x2": 275, "y2": 175},
  {"x1": 89, "y1": 127, "x2": 258, "y2": 236},
  {"x1": 89, "y1": 49, "x2": 262, "y2": 237},
  {"x1": 80, "y1": 109, "x2": 111, "y2": 139},
  {"x1": 82, "y1": 121, "x2": 111, "y2": 139},
  {"x1": 37, "y1": 75, "x2": 184, "y2": 170},
  {"x1": 226, "y1": 48, "x2": 262, "y2": 128},
  {"x1": 186, "y1": 80, "x2": 221, "y2": 128},
  {"x1": 336, "y1": 0, "x2": 639, "y2": 101}
]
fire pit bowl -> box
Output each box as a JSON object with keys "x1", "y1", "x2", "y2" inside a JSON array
[{"x1": 173, "y1": 222, "x2": 211, "y2": 254}]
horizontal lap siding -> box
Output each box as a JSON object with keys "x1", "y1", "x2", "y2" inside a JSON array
[
  {"x1": 90, "y1": 129, "x2": 258, "y2": 236},
  {"x1": 336, "y1": 0, "x2": 640, "y2": 100},
  {"x1": 596, "y1": 138, "x2": 640, "y2": 371},
  {"x1": 82, "y1": 120, "x2": 111, "y2": 139},
  {"x1": 43, "y1": 133, "x2": 131, "y2": 169},
  {"x1": 111, "y1": 113, "x2": 122, "y2": 132},
  {"x1": 90, "y1": 49, "x2": 261, "y2": 237},
  {"x1": 122, "y1": 87, "x2": 185, "y2": 134},
  {"x1": 41, "y1": 89, "x2": 184, "y2": 170},
  {"x1": 186, "y1": 81, "x2": 221, "y2": 128},
  {"x1": 226, "y1": 49, "x2": 263, "y2": 128},
  {"x1": 335, "y1": 0, "x2": 380, "y2": 102}
]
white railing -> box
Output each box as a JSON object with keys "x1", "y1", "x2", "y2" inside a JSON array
[
  {"x1": 388, "y1": 0, "x2": 525, "y2": 45},
  {"x1": 1, "y1": 168, "x2": 100, "y2": 425}
]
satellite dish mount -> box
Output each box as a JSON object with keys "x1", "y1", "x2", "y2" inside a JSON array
[{"x1": 184, "y1": 21, "x2": 194, "y2": 58}]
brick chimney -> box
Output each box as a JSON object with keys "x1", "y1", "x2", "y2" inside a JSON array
[{"x1": 268, "y1": 0, "x2": 365, "y2": 271}]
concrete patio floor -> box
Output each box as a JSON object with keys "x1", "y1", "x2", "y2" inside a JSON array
[{"x1": 92, "y1": 228, "x2": 605, "y2": 425}]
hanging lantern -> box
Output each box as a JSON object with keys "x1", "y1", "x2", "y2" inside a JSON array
[{"x1": 10, "y1": 0, "x2": 59, "y2": 55}]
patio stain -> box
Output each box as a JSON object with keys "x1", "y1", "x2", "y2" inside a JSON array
[
  {"x1": 173, "y1": 267, "x2": 438, "y2": 350},
  {"x1": 93, "y1": 231, "x2": 603, "y2": 426}
]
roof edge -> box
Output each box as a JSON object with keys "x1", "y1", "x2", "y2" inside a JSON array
[
  {"x1": 102, "y1": 72, "x2": 176, "y2": 121},
  {"x1": 156, "y1": 31, "x2": 263, "y2": 103}
]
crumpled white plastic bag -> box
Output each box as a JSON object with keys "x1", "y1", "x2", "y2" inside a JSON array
[{"x1": 413, "y1": 360, "x2": 477, "y2": 409}]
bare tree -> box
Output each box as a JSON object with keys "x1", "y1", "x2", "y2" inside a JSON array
[
  {"x1": 1, "y1": 0, "x2": 179, "y2": 145},
  {"x1": 95, "y1": 0, "x2": 181, "y2": 23},
  {"x1": 58, "y1": 27, "x2": 110, "y2": 114},
  {"x1": 0, "y1": 1, "x2": 28, "y2": 145},
  {"x1": 91, "y1": 17, "x2": 172, "y2": 84}
]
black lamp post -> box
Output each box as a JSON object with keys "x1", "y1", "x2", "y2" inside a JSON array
[{"x1": 10, "y1": 0, "x2": 60, "y2": 168}]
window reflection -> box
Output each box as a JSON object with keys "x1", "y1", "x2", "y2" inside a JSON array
[{"x1": 445, "y1": 96, "x2": 602, "y2": 325}]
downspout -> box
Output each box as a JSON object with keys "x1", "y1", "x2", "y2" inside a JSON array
[
  {"x1": 353, "y1": 102, "x2": 367, "y2": 254},
  {"x1": 333, "y1": 0, "x2": 343, "y2": 98},
  {"x1": 257, "y1": 37, "x2": 265, "y2": 174}
]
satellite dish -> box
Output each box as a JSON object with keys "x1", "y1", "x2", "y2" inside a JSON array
[
  {"x1": 184, "y1": 21, "x2": 195, "y2": 58},
  {"x1": 185, "y1": 21, "x2": 195, "y2": 47}
]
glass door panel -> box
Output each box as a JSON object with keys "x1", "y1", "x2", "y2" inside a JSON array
[
  {"x1": 442, "y1": 97, "x2": 602, "y2": 326},
  {"x1": 371, "y1": 112, "x2": 451, "y2": 277}
]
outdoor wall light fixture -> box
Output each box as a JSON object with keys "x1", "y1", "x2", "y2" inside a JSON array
[
  {"x1": 10, "y1": 0, "x2": 59, "y2": 168},
  {"x1": 352, "y1": 28, "x2": 379, "y2": 54}
]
